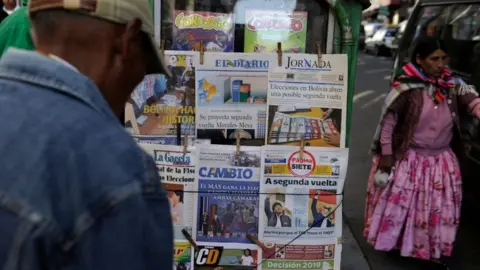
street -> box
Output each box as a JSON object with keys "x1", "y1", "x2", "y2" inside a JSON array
[{"x1": 343, "y1": 52, "x2": 480, "y2": 270}]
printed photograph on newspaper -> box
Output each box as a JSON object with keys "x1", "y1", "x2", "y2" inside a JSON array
[
  {"x1": 195, "y1": 52, "x2": 276, "y2": 142},
  {"x1": 125, "y1": 51, "x2": 198, "y2": 144},
  {"x1": 259, "y1": 146, "x2": 348, "y2": 242},
  {"x1": 260, "y1": 240, "x2": 341, "y2": 270},
  {"x1": 174, "y1": 242, "x2": 192, "y2": 270},
  {"x1": 140, "y1": 144, "x2": 196, "y2": 240},
  {"x1": 194, "y1": 243, "x2": 259, "y2": 270},
  {"x1": 194, "y1": 145, "x2": 261, "y2": 244},
  {"x1": 266, "y1": 54, "x2": 348, "y2": 148}
]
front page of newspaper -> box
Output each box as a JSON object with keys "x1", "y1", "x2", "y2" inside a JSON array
[
  {"x1": 259, "y1": 146, "x2": 348, "y2": 243},
  {"x1": 127, "y1": 51, "x2": 198, "y2": 144},
  {"x1": 140, "y1": 144, "x2": 196, "y2": 241},
  {"x1": 174, "y1": 242, "x2": 192, "y2": 270},
  {"x1": 194, "y1": 243, "x2": 260, "y2": 270},
  {"x1": 195, "y1": 52, "x2": 276, "y2": 141},
  {"x1": 193, "y1": 145, "x2": 261, "y2": 245},
  {"x1": 260, "y1": 239, "x2": 342, "y2": 270},
  {"x1": 266, "y1": 54, "x2": 348, "y2": 148}
]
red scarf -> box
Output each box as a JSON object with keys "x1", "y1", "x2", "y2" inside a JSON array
[{"x1": 392, "y1": 63, "x2": 454, "y2": 104}]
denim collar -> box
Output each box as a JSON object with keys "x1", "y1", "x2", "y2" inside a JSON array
[{"x1": 0, "y1": 49, "x2": 118, "y2": 122}]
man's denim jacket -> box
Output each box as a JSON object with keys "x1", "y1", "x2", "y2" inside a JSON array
[{"x1": 0, "y1": 49, "x2": 173, "y2": 269}]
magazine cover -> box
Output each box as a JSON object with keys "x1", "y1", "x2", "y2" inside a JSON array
[
  {"x1": 174, "y1": 242, "x2": 193, "y2": 270},
  {"x1": 125, "y1": 51, "x2": 198, "y2": 144},
  {"x1": 244, "y1": 10, "x2": 307, "y2": 53},
  {"x1": 194, "y1": 244, "x2": 259, "y2": 270},
  {"x1": 173, "y1": 10, "x2": 235, "y2": 52}
]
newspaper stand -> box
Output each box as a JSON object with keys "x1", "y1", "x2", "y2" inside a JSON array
[
  {"x1": 276, "y1": 42, "x2": 283, "y2": 66},
  {"x1": 127, "y1": 0, "x2": 371, "y2": 269}
]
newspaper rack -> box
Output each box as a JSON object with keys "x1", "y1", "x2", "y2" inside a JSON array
[
  {"x1": 316, "y1": 42, "x2": 322, "y2": 63},
  {"x1": 235, "y1": 132, "x2": 241, "y2": 156},
  {"x1": 247, "y1": 234, "x2": 267, "y2": 251},
  {"x1": 276, "y1": 42, "x2": 283, "y2": 66},
  {"x1": 130, "y1": 41, "x2": 349, "y2": 270},
  {"x1": 160, "y1": 39, "x2": 165, "y2": 59},
  {"x1": 197, "y1": 41, "x2": 205, "y2": 65},
  {"x1": 181, "y1": 228, "x2": 198, "y2": 249},
  {"x1": 183, "y1": 133, "x2": 188, "y2": 154},
  {"x1": 299, "y1": 135, "x2": 306, "y2": 159}
]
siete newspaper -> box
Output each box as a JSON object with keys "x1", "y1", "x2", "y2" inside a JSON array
[{"x1": 259, "y1": 145, "x2": 348, "y2": 243}]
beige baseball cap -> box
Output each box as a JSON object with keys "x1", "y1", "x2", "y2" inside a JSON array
[{"x1": 29, "y1": 0, "x2": 171, "y2": 77}]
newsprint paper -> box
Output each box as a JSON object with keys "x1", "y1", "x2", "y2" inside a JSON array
[
  {"x1": 193, "y1": 144, "x2": 262, "y2": 245},
  {"x1": 266, "y1": 54, "x2": 348, "y2": 148},
  {"x1": 259, "y1": 146, "x2": 348, "y2": 243},
  {"x1": 139, "y1": 144, "x2": 196, "y2": 241},
  {"x1": 259, "y1": 239, "x2": 342, "y2": 270},
  {"x1": 195, "y1": 52, "x2": 276, "y2": 140}
]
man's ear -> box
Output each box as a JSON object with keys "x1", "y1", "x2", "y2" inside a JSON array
[
  {"x1": 415, "y1": 55, "x2": 423, "y2": 66},
  {"x1": 119, "y1": 18, "x2": 143, "y2": 59}
]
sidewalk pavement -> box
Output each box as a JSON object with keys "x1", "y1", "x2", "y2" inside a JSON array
[{"x1": 341, "y1": 218, "x2": 370, "y2": 270}]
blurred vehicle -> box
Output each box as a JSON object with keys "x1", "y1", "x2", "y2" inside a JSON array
[
  {"x1": 390, "y1": 20, "x2": 407, "y2": 58},
  {"x1": 363, "y1": 22, "x2": 384, "y2": 39},
  {"x1": 392, "y1": 0, "x2": 480, "y2": 212},
  {"x1": 358, "y1": 25, "x2": 366, "y2": 49},
  {"x1": 364, "y1": 25, "x2": 399, "y2": 56}
]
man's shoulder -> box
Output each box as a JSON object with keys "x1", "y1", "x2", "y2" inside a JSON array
[
  {"x1": 52, "y1": 104, "x2": 150, "y2": 178},
  {"x1": 0, "y1": 77, "x2": 160, "y2": 229},
  {"x1": 0, "y1": 76, "x2": 151, "y2": 181}
]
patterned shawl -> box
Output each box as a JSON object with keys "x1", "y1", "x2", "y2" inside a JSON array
[{"x1": 369, "y1": 63, "x2": 477, "y2": 155}]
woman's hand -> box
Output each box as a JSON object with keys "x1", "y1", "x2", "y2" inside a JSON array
[
  {"x1": 324, "y1": 133, "x2": 340, "y2": 147},
  {"x1": 323, "y1": 108, "x2": 334, "y2": 119},
  {"x1": 378, "y1": 155, "x2": 395, "y2": 174}
]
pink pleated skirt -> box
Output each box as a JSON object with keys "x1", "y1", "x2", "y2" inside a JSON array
[{"x1": 363, "y1": 149, "x2": 462, "y2": 260}]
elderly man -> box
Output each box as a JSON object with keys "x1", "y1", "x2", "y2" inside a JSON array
[{"x1": 0, "y1": 0, "x2": 173, "y2": 269}]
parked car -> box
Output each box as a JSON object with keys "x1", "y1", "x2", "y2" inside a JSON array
[
  {"x1": 358, "y1": 25, "x2": 366, "y2": 49},
  {"x1": 392, "y1": 0, "x2": 480, "y2": 212},
  {"x1": 363, "y1": 22, "x2": 384, "y2": 39},
  {"x1": 364, "y1": 26, "x2": 399, "y2": 56},
  {"x1": 390, "y1": 20, "x2": 407, "y2": 58}
]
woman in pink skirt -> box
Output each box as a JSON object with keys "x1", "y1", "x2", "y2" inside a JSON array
[{"x1": 364, "y1": 37, "x2": 480, "y2": 266}]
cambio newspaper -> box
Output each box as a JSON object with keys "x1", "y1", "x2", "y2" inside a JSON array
[
  {"x1": 139, "y1": 144, "x2": 196, "y2": 240},
  {"x1": 259, "y1": 145, "x2": 348, "y2": 243},
  {"x1": 193, "y1": 144, "x2": 261, "y2": 246},
  {"x1": 266, "y1": 54, "x2": 348, "y2": 147}
]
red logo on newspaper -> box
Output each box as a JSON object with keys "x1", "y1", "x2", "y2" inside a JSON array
[
  {"x1": 246, "y1": 15, "x2": 304, "y2": 32},
  {"x1": 287, "y1": 151, "x2": 316, "y2": 177}
]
